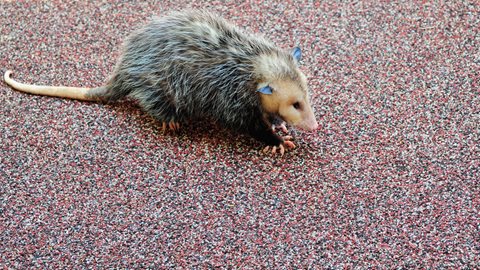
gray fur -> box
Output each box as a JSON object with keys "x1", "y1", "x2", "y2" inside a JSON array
[{"x1": 90, "y1": 10, "x2": 303, "y2": 144}]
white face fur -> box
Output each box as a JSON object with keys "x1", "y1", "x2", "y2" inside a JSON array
[
  {"x1": 255, "y1": 47, "x2": 318, "y2": 131},
  {"x1": 259, "y1": 76, "x2": 318, "y2": 131}
]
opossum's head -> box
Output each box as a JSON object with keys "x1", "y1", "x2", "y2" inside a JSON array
[{"x1": 255, "y1": 47, "x2": 318, "y2": 131}]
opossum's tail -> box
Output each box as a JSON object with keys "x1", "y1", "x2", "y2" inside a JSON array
[{"x1": 3, "y1": 70, "x2": 107, "y2": 101}]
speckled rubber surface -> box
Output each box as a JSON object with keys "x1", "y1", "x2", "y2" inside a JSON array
[{"x1": 1, "y1": 1, "x2": 478, "y2": 268}]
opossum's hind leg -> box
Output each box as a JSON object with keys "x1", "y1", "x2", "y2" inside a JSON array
[
  {"x1": 157, "y1": 106, "x2": 181, "y2": 132},
  {"x1": 135, "y1": 92, "x2": 182, "y2": 132},
  {"x1": 159, "y1": 113, "x2": 181, "y2": 132},
  {"x1": 161, "y1": 121, "x2": 181, "y2": 132}
]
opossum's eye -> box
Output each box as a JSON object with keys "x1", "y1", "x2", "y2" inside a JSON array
[
  {"x1": 292, "y1": 47, "x2": 301, "y2": 62},
  {"x1": 293, "y1": 101, "x2": 302, "y2": 110},
  {"x1": 257, "y1": 85, "x2": 273, "y2": 95}
]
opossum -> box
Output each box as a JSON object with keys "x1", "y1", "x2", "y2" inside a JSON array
[{"x1": 4, "y1": 10, "x2": 318, "y2": 155}]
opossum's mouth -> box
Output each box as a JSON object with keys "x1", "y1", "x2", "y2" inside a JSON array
[
  {"x1": 270, "y1": 113, "x2": 318, "y2": 132},
  {"x1": 275, "y1": 115, "x2": 319, "y2": 132}
]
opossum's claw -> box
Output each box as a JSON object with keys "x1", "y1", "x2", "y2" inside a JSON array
[
  {"x1": 262, "y1": 136, "x2": 296, "y2": 156},
  {"x1": 283, "y1": 140, "x2": 296, "y2": 149},
  {"x1": 278, "y1": 145, "x2": 285, "y2": 156},
  {"x1": 170, "y1": 121, "x2": 180, "y2": 131},
  {"x1": 162, "y1": 121, "x2": 180, "y2": 131},
  {"x1": 283, "y1": 136, "x2": 296, "y2": 149}
]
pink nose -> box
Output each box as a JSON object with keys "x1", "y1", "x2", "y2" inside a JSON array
[{"x1": 304, "y1": 118, "x2": 319, "y2": 131}]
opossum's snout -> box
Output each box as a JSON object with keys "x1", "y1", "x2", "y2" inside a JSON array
[
  {"x1": 258, "y1": 79, "x2": 319, "y2": 132},
  {"x1": 294, "y1": 110, "x2": 318, "y2": 131},
  {"x1": 256, "y1": 48, "x2": 319, "y2": 132},
  {"x1": 280, "y1": 97, "x2": 318, "y2": 131},
  {"x1": 298, "y1": 117, "x2": 319, "y2": 131}
]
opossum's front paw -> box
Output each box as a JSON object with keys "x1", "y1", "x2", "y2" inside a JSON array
[
  {"x1": 162, "y1": 121, "x2": 180, "y2": 131},
  {"x1": 272, "y1": 121, "x2": 288, "y2": 134},
  {"x1": 262, "y1": 136, "x2": 296, "y2": 156}
]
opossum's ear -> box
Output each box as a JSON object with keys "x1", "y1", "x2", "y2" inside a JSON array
[
  {"x1": 292, "y1": 47, "x2": 302, "y2": 62},
  {"x1": 257, "y1": 85, "x2": 273, "y2": 95}
]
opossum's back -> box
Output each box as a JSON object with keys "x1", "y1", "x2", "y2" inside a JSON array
[
  {"x1": 98, "y1": 12, "x2": 250, "y2": 124},
  {"x1": 120, "y1": 11, "x2": 275, "y2": 75},
  {"x1": 113, "y1": 11, "x2": 274, "y2": 112}
]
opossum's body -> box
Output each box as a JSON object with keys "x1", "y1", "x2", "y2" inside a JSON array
[{"x1": 4, "y1": 10, "x2": 318, "y2": 154}]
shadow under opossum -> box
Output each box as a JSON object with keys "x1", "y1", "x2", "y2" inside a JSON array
[
  {"x1": 97, "y1": 98, "x2": 323, "y2": 160},
  {"x1": 104, "y1": 98, "x2": 262, "y2": 154}
]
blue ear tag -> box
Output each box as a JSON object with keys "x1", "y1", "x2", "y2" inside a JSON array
[
  {"x1": 292, "y1": 47, "x2": 302, "y2": 62},
  {"x1": 257, "y1": 85, "x2": 273, "y2": 95}
]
